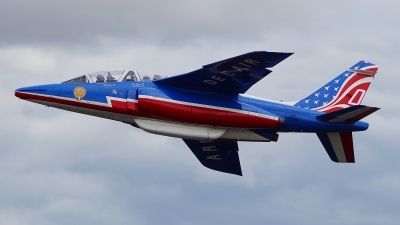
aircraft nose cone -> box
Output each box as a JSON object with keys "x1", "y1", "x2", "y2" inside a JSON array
[{"x1": 15, "y1": 85, "x2": 49, "y2": 99}]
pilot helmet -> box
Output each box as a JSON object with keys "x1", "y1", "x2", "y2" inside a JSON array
[
  {"x1": 142, "y1": 75, "x2": 151, "y2": 81},
  {"x1": 96, "y1": 75, "x2": 105, "y2": 83}
]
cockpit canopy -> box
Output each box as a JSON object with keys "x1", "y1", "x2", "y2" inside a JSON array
[{"x1": 62, "y1": 70, "x2": 166, "y2": 84}]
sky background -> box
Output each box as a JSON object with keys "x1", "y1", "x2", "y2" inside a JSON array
[{"x1": 1, "y1": 0, "x2": 400, "y2": 224}]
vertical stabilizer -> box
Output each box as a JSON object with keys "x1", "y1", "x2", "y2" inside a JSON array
[
  {"x1": 294, "y1": 61, "x2": 378, "y2": 113},
  {"x1": 316, "y1": 132, "x2": 355, "y2": 163}
]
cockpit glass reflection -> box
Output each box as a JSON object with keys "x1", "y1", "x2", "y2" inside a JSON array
[
  {"x1": 61, "y1": 70, "x2": 166, "y2": 84},
  {"x1": 62, "y1": 75, "x2": 89, "y2": 84},
  {"x1": 88, "y1": 71, "x2": 124, "y2": 83}
]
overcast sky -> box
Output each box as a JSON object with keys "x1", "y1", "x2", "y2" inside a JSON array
[{"x1": 1, "y1": 0, "x2": 400, "y2": 224}]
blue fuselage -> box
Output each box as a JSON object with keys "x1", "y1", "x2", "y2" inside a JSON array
[
  {"x1": 13, "y1": 51, "x2": 379, "y2": 175},
  {"x1": 15, "y1": 81, "x2": 369, "y2": 137}
]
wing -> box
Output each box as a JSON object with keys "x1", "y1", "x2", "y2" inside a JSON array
[
  {"x1": 183, "y1": 139, "x2": 242, "y2": 176},
  {"x1": 154, "y1": 51, "x2": 293, "y2": 94}
]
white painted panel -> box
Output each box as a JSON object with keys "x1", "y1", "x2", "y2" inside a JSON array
[
  {"x1": 327, "y1": 132, "x2": 347, "y2": 162},
  {"x1": 135, "y1": 119, "x2": 227, "y2": 140},
  {"x1": 220, "y1": 129, "x2": 270, "y2": 141}
]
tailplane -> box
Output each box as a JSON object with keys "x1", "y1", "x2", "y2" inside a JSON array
[
  {"x1": 317, "y1": 105, "x2": 380, "y2": 123},
  {"x1": 294, "y1": 61, "x2": 378, "y2": 113}
]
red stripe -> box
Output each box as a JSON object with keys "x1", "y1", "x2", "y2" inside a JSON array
[
  {"x1": 323, "y1": 82, "x2": 371, "y2": 113},
  {"x1": 16, "y1": 92, "x2": 155, "y2": 118},
  {"x1": 138, "y1": 98, "x2": 279, "y2": 128},
  {"x1": 318, "y1": 73, "x2": 372, "y2": 112},
  {"x1": 16, "y1": 92, "x2": 278, "y2": 129},
  {"x1": 339, "y1": 132, "x2": 355, "y2": 163}
]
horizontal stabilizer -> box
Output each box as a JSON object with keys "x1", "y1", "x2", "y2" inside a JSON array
[
  {"x1": 317, "y1": 105, "x2": 380, "y2": 123},
  {"x1": 183, "y1": 139, "x2": 242, "y2": 176},
  {"x1": 317, "y1": 132, "x2": 355, "y2": 163}
]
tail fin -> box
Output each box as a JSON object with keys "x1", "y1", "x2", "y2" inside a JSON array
[
  {"x1": 294, "y1": 61, "x2": 378, "y2": 113},
  {"x1": 317, "y1": 132, "x2": 355, "y2": 163}
]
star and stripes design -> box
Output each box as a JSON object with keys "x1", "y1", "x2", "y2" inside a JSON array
[{"x1": 294, "y1": 60, "x2": 377, "y2": 112}]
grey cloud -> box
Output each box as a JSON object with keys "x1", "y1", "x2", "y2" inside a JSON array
[
  {"x1": 2, "y1": 0, "x2": 398, "y2": 49},
  {"x1": 1, "y1": 0, "x2": 400, "y2": 224}
]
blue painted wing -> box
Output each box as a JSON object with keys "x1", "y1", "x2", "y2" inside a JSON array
[
  {"x1": 183, "y1": 139, "x2": 242, "y2": 176},
  {"x1": 155, "y1": 51, "x2": 293, "y2": 94}
]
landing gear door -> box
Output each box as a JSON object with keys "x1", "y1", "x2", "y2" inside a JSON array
[{"x1": 127, "y1": 88, "x2": 138, "y2": 110}]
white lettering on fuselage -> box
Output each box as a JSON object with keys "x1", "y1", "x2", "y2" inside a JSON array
[
  {"x1": 203, "y1": 58, "x2": 260, "y2": 85},
  {"x1": 220, "y1": 71, "x2": 235, "y2": 77},
  {"x1": 211, "y1": 75, "x2": 226, "y2": 81},
  {"x1": 244, "y1": 59, "x2": 260, "y2": 65},
  {"x1": 200, "y1": 142, "x2": 221, "y2": 160},
  {"x1": 203, "y1": 80, "x2": 217, "y2": 85},
  {"x1": 232, "y1": 66, "x2": 248, "y2": 72},
  {"x1": 207, "y1": 154, "x2": 221, "y2": 160},
  {"x1": 203, "y1": 146, "x2": 217, "y2": 151},
  {"x1": 239, "y1": 63, "x2": 252, "y2": 68}
]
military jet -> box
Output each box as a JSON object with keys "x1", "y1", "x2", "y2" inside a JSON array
[{"x1": 15, "y1": 51, "x2": 379, "y2": 176}]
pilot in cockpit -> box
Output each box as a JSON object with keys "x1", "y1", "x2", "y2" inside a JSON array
[
  {"x1": 96, "y1": 75, "x2": 105, "y2": 83},
  {"x1": 106, "y1": 72, "x2": 117, "y2": 82},
  {"x1": 142, "y1": 75, "x2": 151, "y2": 81}
]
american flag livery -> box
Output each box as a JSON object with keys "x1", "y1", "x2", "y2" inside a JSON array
[{"x1": 294, "y1": 61, "x2": 378, "y2": 113}]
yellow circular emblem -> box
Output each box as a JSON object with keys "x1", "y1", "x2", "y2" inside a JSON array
[{"x1": 73, "y1": 86, "x2": 86, "y2": 100}]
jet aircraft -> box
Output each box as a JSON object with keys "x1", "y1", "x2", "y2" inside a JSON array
[{"x1": 15, "y1": 51, "x2": 379, "y2": 176}]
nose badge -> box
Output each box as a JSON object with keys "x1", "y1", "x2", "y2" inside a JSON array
[{"x1": 73, "y1": 86, "x2": 86, "y2": 100}]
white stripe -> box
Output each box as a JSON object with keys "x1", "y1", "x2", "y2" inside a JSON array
[
  {"x1": 127, "y1": 98, "x2": 138, "y2": 103},
  {"x1": 16, "y1": 91, "x2": 127, "y2": 108},
  {"x1": 327, "y1": 133, "x2": 347, "y2": 162},
  {"x1": 358, "y1": 65, "x2": 379, "y2": 71}
]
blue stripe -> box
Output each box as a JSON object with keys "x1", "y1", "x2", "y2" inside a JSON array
[{"x1": 316, "y1": 133, "x2": 339, "y2": 162}]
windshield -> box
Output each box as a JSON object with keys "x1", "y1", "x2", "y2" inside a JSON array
[
  {"x1": 88, "y1": 71, "x2": 124, "y2": 83},
  {"x1": 62, "y1": 75, "x2": 89, "y2": 84},
  {"x1": 62, "y1": 70, "x2": 165, "y2": 84},
  {"x1": 137, "y1": 71, "x2": 166, "y2": 81},
  {"x1": 121, "y1": 70, "x2": 138, "y2": 82}
]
